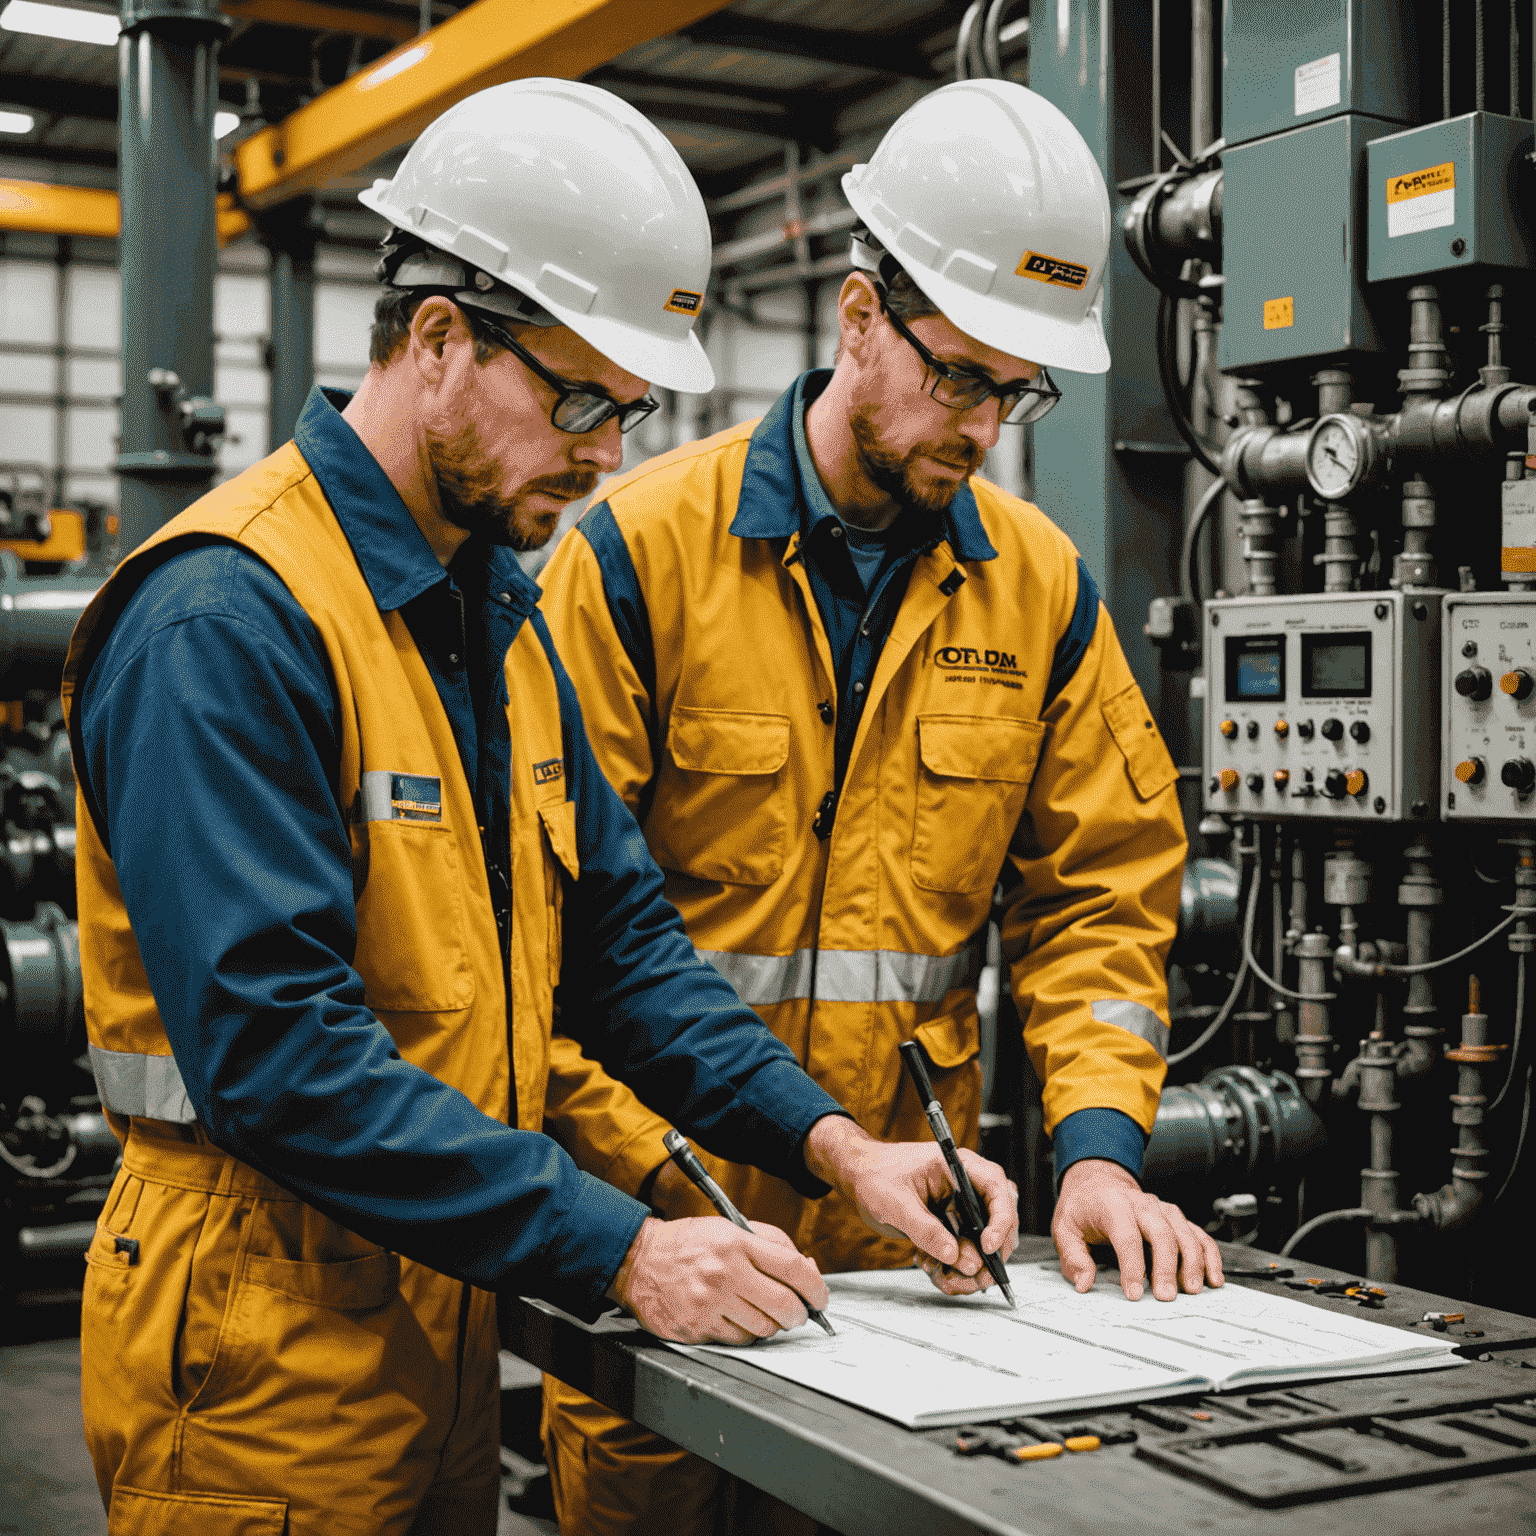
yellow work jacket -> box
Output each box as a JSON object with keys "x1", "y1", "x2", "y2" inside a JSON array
[
  {"x1": 62, "y1": 445, "x2": 567, "y2": 1137},
  {"x1": 539, "y1": 376, "x2": 1187, "y2": 1271}
]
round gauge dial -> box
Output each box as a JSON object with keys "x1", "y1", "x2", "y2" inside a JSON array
[{"x1": 1304, "y1": 414, "x2": 1372, "y2": 501}]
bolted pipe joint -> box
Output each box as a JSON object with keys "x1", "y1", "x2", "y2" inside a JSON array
[{"x1": 118, "y1": 0, "x2": 230, "y2": 41}]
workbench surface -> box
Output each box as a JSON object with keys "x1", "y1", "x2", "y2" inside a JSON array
[{"x1": 499, "y1": 1236, "x2": 1536, "y2": 1536}]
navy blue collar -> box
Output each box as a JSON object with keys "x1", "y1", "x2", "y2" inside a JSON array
[
  {"x1": 294, "y1": 385, "x2": 537, "y2": 616},
  {"x1": 729, "y1": 369, "x2": 998, "y2": 563}
]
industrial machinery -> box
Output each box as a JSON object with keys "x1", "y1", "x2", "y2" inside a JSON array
[
  {"x1": 1118, "y1": 0, "x2": 1536, "y2": 1308},
  {"x1": 0, "y1": 490, "x2": 108, "y2": 1309}
]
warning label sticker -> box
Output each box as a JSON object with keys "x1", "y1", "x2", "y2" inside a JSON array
[
  {"x1": 1015, "y1": 250, "x2": 1089, "y2": 289},
  {"x1": 1294, "y1": 53, "x2": 1341, "y2": 116},
  {"x1": 1386, "y1": 161, "x2": 1456, "y2": 239},
  {"x1": 1502, "y1": 477, "x2": 1536, "y2": 572},
  {"x1": 664, "y1": 288, "x2": 704, "y2": 316},
  {"x1": 1263, "y1": 296, "x2": 1294, "y2": 331}
]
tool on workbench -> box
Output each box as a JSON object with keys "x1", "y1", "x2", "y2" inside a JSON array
[
  {"x1": 1420, "y1": 1311, "x2": 1466, "y2": 1331},
  {"x1": 661, "y1": 1130, "x2": 836, "y2": 1337},
  {"x1": 1002, "y1": 1415, "x2": 1102, "y2": 1451},
  {"x1": 1221, "y1": 1262, "x2": 1295, "y2": 1279},
  {"x1": 898, "y1": 1040, "x2": 1015, "y2": 1307},
  {"x1": 953, "y1": 1425, "x2": 1062, "y2": 1461}
]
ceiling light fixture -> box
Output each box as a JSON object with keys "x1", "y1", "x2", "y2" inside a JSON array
[
  {"x1": 214, "y1": 110, "x2": 240, "y2": 138},
  {"x1": 0, "y1": 0, "x2": 120, "y2": 46}
]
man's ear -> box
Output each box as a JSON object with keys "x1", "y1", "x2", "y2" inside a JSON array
[
  {"x1": 837, "y1": 272, "x2": 882, "y2": 357},
  {"x1": 408, "y1": 297, "x2": 460, "y2": 374}
]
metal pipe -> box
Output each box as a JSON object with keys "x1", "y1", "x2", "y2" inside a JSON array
[
  {"x1": 1413, "y1": 977, "x2": 1498, "y2": 1231},
  {"x1": 1294, "y1": 929, "x2": 1334, "y2": 1102},
  {"x1": 1512, "y1": 0, "x2": 1521, "y2": 115},
  {"x1": 1357, "y1": 1034, "x2": 1404, "y2": 1280},
  {"x1": 1191, "y1": 0, "x2": 1214, "y2": 158},
  {"x1": 115, "y1": 0, "x2": 230, "y2": 553},
  {"x1": 0, "y1": 555, "x2": 100, "y2": 691},
  {"x1": 264, "y1": 199, "x2": 319, "y2": 450},
  {"x1": 1446, "y1": 0, "x2": 1454, "y2": 119},
  {"x1": 1478, "y1": 0, "x2": 1488, "y2": 110}
]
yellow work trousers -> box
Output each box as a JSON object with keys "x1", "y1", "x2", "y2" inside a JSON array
[{"x1": 81, "y1": 1118, "x2": 501, "y2": 1536}]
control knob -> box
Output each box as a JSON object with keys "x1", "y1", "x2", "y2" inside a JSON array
[
  {"x1": 1502, "y1": 670, "x2": 1536, "y2": 702},
  {"x1": 1273, "y1": 769, "x2": 1291, "y2": 789},
  {"x1": 1220, "y1": 718, "x2": 1238, "y2": 740},
  {"x1": 1323, "y1": 768, "x2": 1348, "y2": 798},
  {"x1": 1345, "y1": 768, "x2": 1368, "y2": 797},
  {"x1": 1501, "y1": 758, "x2": 1536, "y2": 794},
  {"x1": 1455, "y1": 757, "x2": 1486, "y2": 786},
  {"x1": 1218, "y1": 768, "x2": 1240, "y2": 793},
  {"x1": 1274, "y1": 720, "x2": 1289, "y2": 738},
  {"x1": 1455, "y1": 666, "x2": 1493, "y2": 701},
  {"x1": 1297, "y1": 720, "x2": 1315, "y2": 740},
  {"x1": 1246, "y1": 772, "x2": 1264, "y2": 793},
  {"x1": 1349, "y1": 720, "x2": 1370, "y2": 743},
  {"x1": 1320, "y1": 717, "x2": 1344, "y2": 742},
  {"x1": 1246, "y1": 720, "x2": 1260, "y2": 740}
]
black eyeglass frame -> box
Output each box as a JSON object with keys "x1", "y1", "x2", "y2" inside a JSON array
[
  {"x1": 466, "y1": 308, "x2": 661, "y2": 436},
  {"x1": 878, "y1": 296, "x2": 1062, "y2": 426}
]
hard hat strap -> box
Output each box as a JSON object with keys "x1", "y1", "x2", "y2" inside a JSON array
[{"x1": 375, "y1": 229, "x2": 560, "y2": 328}]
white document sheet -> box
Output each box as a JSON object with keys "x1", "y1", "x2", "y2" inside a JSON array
[{"x1": 686, "y1": 1263, "x2": 1465, "y2": 1429}]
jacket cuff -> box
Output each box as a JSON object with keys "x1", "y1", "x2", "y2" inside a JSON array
[
  {"x1": 532, "y1": 1169, "x2": 650, "y2": 1317},
  {"x1": 1051, "y1": 1106, "x2": 1147, "y2": 1189},
  {"x1": 733, "y1": 1058, "x2": 848, "y2": 1198}
]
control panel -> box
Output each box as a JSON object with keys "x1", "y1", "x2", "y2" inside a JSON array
[
  {"x1": 1203, "y1": 591, "x2": 1441, "y2": 822},
  {"x1": 1441, "y1": 593, "x2": 1536, "y2": 822}
]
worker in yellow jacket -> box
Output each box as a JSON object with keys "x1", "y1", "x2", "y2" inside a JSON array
[
  {"x1": 537, "y1": 79, "x2": 1223, "y2": 1533},
  {"x1": 63, "y1": 82, "x2": 1017, "y2": 1536}
]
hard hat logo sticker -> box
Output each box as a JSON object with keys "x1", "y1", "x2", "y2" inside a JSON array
[
  {"x1": 1015, "y1": 251, "x2": 1089, "y2": 290},
  {"x1": 664, "y1": 289, "x2": 704, "y2": 316}
]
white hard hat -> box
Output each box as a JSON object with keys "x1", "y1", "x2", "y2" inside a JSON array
[
  {"x1": 842, "y1": 79, "x2": 1112, "y2": 375},
  {"x1": 360, "y1": 79, "x2": 715, "y2": 393}
]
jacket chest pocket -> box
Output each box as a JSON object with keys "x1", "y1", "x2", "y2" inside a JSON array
[
  {"x1": 911, "y1": 714, "x2": 1045, "y2": 894},
  {"x1": 351, "y1": 820, "x2": 473, "y2": 1012},
  {"x1": 648, "y1": 707, "x2": 791, "y2": 886},
  {"x1": 538, "y1": 799, "x2": 580, "y2": 988}
]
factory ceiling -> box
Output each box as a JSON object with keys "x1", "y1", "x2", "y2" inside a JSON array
[{"x1": 0, "y1": 0, "x2": 1024, "y2": 277}]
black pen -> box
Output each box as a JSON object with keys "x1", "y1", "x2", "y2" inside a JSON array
[
  {"x1": 898, "y1": 1040, "x2": 1016, "y2": 1308},
  {"x1": 661, "y1": 1130, "x2": 836, "y2": 1337}
]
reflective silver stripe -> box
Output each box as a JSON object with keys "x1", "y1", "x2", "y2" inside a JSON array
[
  {"x1": 696, "y1": 934, "x2": 986, "y2": 1008},
  {"x1": 1090, "y1": 999, "x2": 1170, "y2": 1060},
  {"x1": 88, "y1": 1043, "x2": 196, "y2": 1122}
]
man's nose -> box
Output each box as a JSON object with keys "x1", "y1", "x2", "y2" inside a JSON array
[
  {"x1": 574, "y1": 418, "x2": 624, "y2": 474},
  {"x1": 956, "y1": 398, "x2": 1002, "y2": 455}
]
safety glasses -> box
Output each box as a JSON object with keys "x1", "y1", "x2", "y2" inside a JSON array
[
  {"x1": 879, "y1": 298, "x2": 1061, "y2": 426},
  {"x1": 469, "y1": 310, "x2": 660, "y2": 435}
]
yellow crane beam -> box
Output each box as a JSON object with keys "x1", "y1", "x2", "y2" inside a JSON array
[
  {"x1": 0, "y1": 179, "x2": 251, "y2": 244},
  {"x1": 232, "y1": 0, "x2": 734, "y2": 210}
]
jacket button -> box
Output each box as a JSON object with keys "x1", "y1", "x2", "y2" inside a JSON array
[
  {"x1": 853, "y1": 680, "x2": 865, "y2": 694},
  {"x1": 829, "y1": 525, "x2": 844, "y2": 538},
  {"x1": 448, "y1": 653, "x2": 460, "y2": 665}
]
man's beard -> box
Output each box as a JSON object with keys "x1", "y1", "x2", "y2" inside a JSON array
[
  {"x1": 425, "y1": 418, "x2": 597, "y2": 551},
  {"x1": 848, "y1": 402, "x2": 983, "y2": 520}
]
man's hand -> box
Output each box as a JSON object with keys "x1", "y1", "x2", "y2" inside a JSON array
[
  {"x1": 803, "y1": 1115, "x2": 1019, "y2": 1295},
  {"x1": 1052, "y1": 1159, "x2": 1224, "y2": 1301},
  {"x1": 605, "y1": 1215, "x2": 829, "y2": 1344}
]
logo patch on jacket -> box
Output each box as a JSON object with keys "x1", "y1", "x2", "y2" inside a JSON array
[
  {"x1": 1015, "y1": 250, "x2": 1089, "y2": 289},
  {"x1": 360, "y1": 771, "x2": 442, "y2": 823},
  {"x1": 933, "y1": 645, "x2": 1026, "y2": 691},
  {"x1": 532, "y1": 757, "x2": 564, "y2": 786}
]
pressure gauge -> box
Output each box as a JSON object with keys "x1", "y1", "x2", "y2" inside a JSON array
[{"x1": 1304, "y1": 413, "x2": 1384, "y2": 501}]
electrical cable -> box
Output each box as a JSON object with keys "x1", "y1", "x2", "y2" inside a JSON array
[
  {"x1": 1156, "y1": 291, "x2": 1224, "y2": 476},
  {"x1": 1243, "y1": 904, "x2": 1337, "y2": 1002},
  {"x1": 1167, "y1": 853, "x2": 1257, "y2": 1066},
  {"x1": 1277, "y1": 1206, "x2": 1373, "y2": 1258},
  {"x1": 1182, "y1": 474, "x2": 1227, "y2": 603},
  {"x1": 1492, "y1": 1065, "x2": 1532, "y2": 1204},
  {"x1": 1368, "y1": 910, "x2": 1519, "y2": 975},
  {"x1": 0, "y1": 1135, "x2": 77, "y2": 1181},
  {"x1": 1490, "y1": 949, "x2": 1526, "y2": 1113}
]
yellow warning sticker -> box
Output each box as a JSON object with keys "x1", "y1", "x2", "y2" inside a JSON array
[
  {"x1": 1386, "y1": 162, "x2": 1455, "y2": 203},
  {"x1": 1015, "y1": 250, "x2": 1089, "y2": 289},
  {"x1": 1386, "y1": 161, "x2": 1456, "y2": 239},
  {"x1": 664, "y1": 288, "x2": 704, "y2": 316},
  {"x1": 1263, "y1": 296, "x2": 1294, "y2": 331}
]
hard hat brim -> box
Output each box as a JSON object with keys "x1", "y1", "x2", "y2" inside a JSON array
[
  {"x1": 548, "y1": 304, "x2": 717, "y2": 396},
  {"x1": 875, "y1": 252, "x2": 1111, "y2": 377}
]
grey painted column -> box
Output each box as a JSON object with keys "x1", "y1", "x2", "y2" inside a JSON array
[
  {"x1": 1026, "y1": 0, "x2": 1187, "y2": 740},
  {"x1": 114, "y1": 0, "x2": 230, "y2": 555},
  {"x1": 263, "y1": 198, "x2": 319, "y2": 449}
]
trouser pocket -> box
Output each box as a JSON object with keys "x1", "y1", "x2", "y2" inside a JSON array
[{"x1": 109, "y1": 1485, "x2": 287, "y2": 1534}]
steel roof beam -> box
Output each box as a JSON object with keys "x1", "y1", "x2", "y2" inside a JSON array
[
  {"x1": 232, "y1": 0, "x2": 734, "y2": 210},
  {"x1": 677, "y1": 14, "x2": 941, "y2": 80},
  {"x1": 0, "y1": 178, "x2": 251, "y2": 242}
]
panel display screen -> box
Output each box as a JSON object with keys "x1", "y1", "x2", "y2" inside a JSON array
[
  {"x1": 1225, "y1": 634, "x2": 1285, "y2": 701},
  {"x1": 1302, "y1": 631, "x2": 1371, "y2": 697}
]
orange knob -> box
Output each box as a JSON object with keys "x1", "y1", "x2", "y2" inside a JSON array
[
  {"x1": 1219, "y1": 768, "x2": 1240, "y2": 792},
  {"x1": 1220, "y1": 718, "x2": 1238, "y2": 739},
  {"x1": 1273, "y1": 769, "x2": 1291, "y2": 788},
  {"x1": 1274, "y1": 719, "x2": 1289, "y2": 738},
  {"x1": 1501, "y1": 669, "x2": 1535, "y2": 700},
  {"x1": 1345, "y1": 768, "x2": 1369, "y2": 797},
  {"x1": 1455, "y1": 757, "x2": 1486, "y2": 785}
]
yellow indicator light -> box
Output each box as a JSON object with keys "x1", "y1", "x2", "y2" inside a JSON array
[
  {"x1": 1345, "y1": 769, "x2": 1368, "y2": 797},
  {"x1": 1220, "y1": 718, "x2": 1238, "y2": 739},
  {"x1": 1273, "y1": 769, "x2": 1291, "y2": 788},
  {"x1": 1274, "y1": 720, "x2": 1289, "y2": 737},
  {"x1": 1219, "y1": 768, "x2": 1240, "y2": 792}
]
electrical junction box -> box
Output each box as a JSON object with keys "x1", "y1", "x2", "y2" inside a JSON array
[
  {"x1": 1441, "y1": 593, "x2": 1536, "y2": 822},
  {"x1": 1204, "y1": 591, "x2": 1441, "y2": 823},
  {"x1": 1366, "y1": 112, "x2": 1536, "y2": 283},
  {"x1": 1223, "y1": 0, "x2": 1418, "y2": 149},
  {"x1": 1219, "y1": 115, "x2": 1391, "y2": 373}
]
